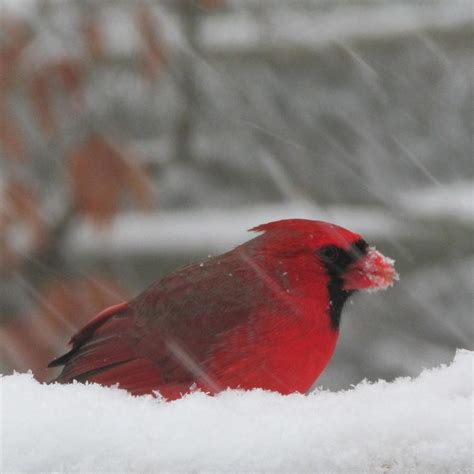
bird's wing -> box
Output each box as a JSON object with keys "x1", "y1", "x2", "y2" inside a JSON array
[
  {"x1": 128, "y1": 250, "x2": 291, "y2": 393},
  {"x1": 48, "y1": 302, "x2": 163, "y2": 394},
  {"x1": 49, "y1": 248, "x2": 288, "y2": 397}
]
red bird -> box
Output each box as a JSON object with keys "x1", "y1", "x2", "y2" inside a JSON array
[{"x1": 49, "y1": 219, "x2": 397, "y2": 399}]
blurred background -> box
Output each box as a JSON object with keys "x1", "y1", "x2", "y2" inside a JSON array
[{"x1": 0, "y1": 0, "x2": 472, "y2": 390}]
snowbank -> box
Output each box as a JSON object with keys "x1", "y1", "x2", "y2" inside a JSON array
[{"x1": 1, "y1": 350, "x2": 472, "y2": 473}]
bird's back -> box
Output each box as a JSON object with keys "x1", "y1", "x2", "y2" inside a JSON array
[{"x1": 50, "y1": 243, "x2": 336, "y2": 398}]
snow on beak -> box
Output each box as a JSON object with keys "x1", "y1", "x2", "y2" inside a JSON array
[{"x1": 343, "y1": 247, "x2": 398, "y2": 292}]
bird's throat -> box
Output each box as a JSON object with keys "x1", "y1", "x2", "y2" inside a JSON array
[{"x1": 327, "y1": 276, "x2": 353, "y2": 330}]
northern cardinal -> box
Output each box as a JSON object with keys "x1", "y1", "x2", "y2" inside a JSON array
[{"x1": 49, "y1": 219, "x2": 397, "y2": 399}]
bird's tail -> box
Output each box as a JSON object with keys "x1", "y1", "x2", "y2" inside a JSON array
[{"x1": 48, "y1": 302, "x2": 163, "y2": 395}]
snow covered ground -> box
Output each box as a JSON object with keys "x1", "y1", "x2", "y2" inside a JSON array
[{"x1": 1, "y1": 350, "x2": 472, "y2": 473}]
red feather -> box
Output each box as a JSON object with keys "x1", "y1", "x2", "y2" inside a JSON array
[{"x1": 49, "y1": 219, "x2": 397, "y2": 399}]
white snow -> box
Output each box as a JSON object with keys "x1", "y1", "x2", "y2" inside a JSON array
[
  {"x1": 66, "y1": 202, "x2": 407, "y2": 258},
  {"x1": 202, "y1": 2, "x2": 473, "y2": 54},
  {"x1": 1, "y1": 350, "x2": 472, "y2": 473},
  {"x1": 65, "y1": 180, "x2": 473, "y2": 260},
  {"x1": 399, "y1": 181, "x2": 474, "y2": 223}
]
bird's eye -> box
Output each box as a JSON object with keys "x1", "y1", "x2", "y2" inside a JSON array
[{"x1": 318, "y1": 246, "x2": 340, "y2": 263}]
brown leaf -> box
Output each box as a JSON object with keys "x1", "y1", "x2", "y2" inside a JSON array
[
  {"x1": 81, "y1": 12, "x2": 105, "y2": 62},
  {"x1": 122, "y1": 151, "x2": 155, "y2": 210},
  {"x1": 68, "y1": 133, "x2": 126, "y2": 223},
  {"x1": 0, "y1": 106, "x2": 26, "y2": 161},
  {"x1": 29, "y1": 59, "x2": 84, "y2": 137},
  {"x1": 30, "y1": 69, "x2": 56, "y2": 137},
  {"x1": 135, "y1": 2, "x2": 166, "y2": 80},
  {"x1": 4, "y1": 182, "x2": 46, "y2": 246},
  {"x1": 54, "y1": 60, "x2": 84, "y2": 97},
  {"x1": 68, "y1": 133, "x2": 154, "y2": 225},
  {"x1": 0, "y1": 16, "x2": 33, "y2": 92},
  {"x1": 0, "y1": 182, "x2": 48, "y2": 273}
]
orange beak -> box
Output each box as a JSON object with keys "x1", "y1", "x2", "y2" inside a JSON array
[{"x1": 343, "y1": 247, "x2": 398, "y2": 292}]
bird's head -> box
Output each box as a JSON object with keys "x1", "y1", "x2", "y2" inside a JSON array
[{"x1": 249, "y1": 218, "x2": 397, "y2": 300}]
